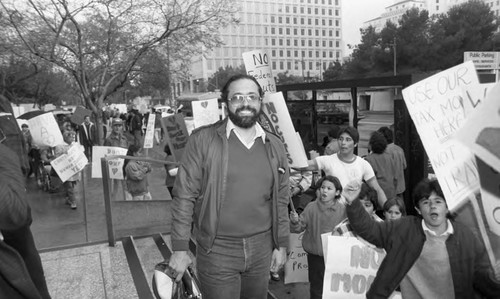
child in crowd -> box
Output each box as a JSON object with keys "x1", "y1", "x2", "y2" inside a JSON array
[
  {"x1": 290, "y1": 176, "x2": 346, "y2": 299},
  {"x1": 333, "y1": 183, "x2": 383, "y2": 237},
  {"x1": 123, "y1": 144, "x2": 152, "y2": 200},
  {"x1": 343, "y1": 178, "x2": 500, "y2": 298},
  {"x1": 53, "y1": 130, "x2": 81, "y2": 209},
  {"x1": 383, "y1": 197, "x2": 406, "y2": 221}
]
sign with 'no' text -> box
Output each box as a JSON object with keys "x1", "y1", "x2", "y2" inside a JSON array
[{"x1": 242, "y1": 50, "x2": 276, "y2": 94}]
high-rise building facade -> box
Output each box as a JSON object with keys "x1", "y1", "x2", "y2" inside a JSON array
[{"x1": 190, "y1": 0, "x2": 343, "y2": 85}]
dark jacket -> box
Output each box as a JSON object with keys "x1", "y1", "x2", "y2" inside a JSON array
[
  {"x1": 0, "y1": 143, "x2": 51, "y2": 299},
  {"x1": 171, "y1": 118, "x2": 290, "y2": 252},
  {"x1": 347, "y1": 199, "x2": 500, "y2": 299},
  {"x1": 125, "y1": 160, "x2": 151, "y2": 196},
  {"x1": 79, "y1": 122, "x2": 96, "y2": 146}
]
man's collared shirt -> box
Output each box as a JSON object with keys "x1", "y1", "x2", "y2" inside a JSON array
[
  {"x1": 422, "y1": 219, "x2": 454, "y2": 236},
  {"x1": 226, "y1": 118, "x2": 266, "y2": 149}
]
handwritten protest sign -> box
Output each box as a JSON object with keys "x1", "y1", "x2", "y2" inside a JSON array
[
  {"x1": 144, "y1": 113, "x2": 156, "y2": 149},
  {"x1": 457, "y1": 82, "x2": 500, "y2": 174},
  {"x1": 284, "y1": 232, "x2": 308, "y2": 284},
  {"x1": 51, "y1": 144, "x2": 87, "y2": 182},
  {"x1": 91, "y1": 146, "x2": 128, "y2": 179},
  {"x1": 161, "y1": 114, "x2": 189, "y2": 161},
  {"x1": 322, "y1": 236, "x2": 401, "y2": 299},
  {"x1": 192, "y1": 98, "x2": 219, "y2": 128},
  {"x1": 402, "y1": 61, "x2": 480, "y2": 211},
  {"x1": 28, "y1": 112, "x2": 64, "y2": 147},
  {"x1": 259, "y1": 92, "x2": 308, "y2": 168},
  {"x1": 242, "y1": 50, "x2": 276, "y2": 94}
]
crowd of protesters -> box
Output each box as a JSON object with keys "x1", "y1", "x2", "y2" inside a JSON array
[{"x1": 3, "y1": 75, "x2": 500, "y2": 299}]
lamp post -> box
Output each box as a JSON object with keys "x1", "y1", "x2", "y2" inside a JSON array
[{"x1": 389, "y1": 37, "x2": 397, "y2": 76}]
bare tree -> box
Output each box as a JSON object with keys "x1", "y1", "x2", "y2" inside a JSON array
[{"x1": 0, "y1": 0, "x2": 237, "y2": 143}]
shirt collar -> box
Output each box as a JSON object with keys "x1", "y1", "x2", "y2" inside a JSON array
[
  {"x1": 421, "y1": 219, "x2": 454, "y2": 236},
  {"x1": 226, "y1": 118, "x2": 266, "y2": 144}
]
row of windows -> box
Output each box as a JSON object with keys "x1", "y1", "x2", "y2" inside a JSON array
[
  {"x1": 206, "y1": 58, "x2": 338, "y2": 72},
  {"x1": 267, "y1": 17, "x2": 340, "y2": 26},
  {"x1": 268, "y1": 38, "x2": 340, "y2": 48},
  {"x1": 243, "y1": 0, "x2": 339, "y2": 14},
  {"x1": 269, "y1": 10, "x2": 339, "y2": 24},
  {"x1": 268, "y1": 27, "x2": 339, "y2": 37},
  {"x1": 219, "y1": 35, "x2": 340, "y2": 48},
  {"x1": 271, "y1": 49, "x2": 340, "y2": 59}
]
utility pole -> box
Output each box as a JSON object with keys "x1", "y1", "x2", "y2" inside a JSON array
[{"x1": 392, "y1": 37, "x2": 397, "y2": 76}]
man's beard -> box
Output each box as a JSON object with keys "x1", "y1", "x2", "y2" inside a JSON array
[{"x1": 227, "y1": 105, "x2": 261, "y2": 128}]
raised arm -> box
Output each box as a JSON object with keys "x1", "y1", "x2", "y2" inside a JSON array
[
  {"x1": 292, "y1": 159, "x2": 319, "y2": 172},
  {"x1": 366, "y1": 176, "x2": 388, "y2": 208}
]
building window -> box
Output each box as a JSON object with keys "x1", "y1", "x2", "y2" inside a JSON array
[
  {"x1": 316, "y1": 40, "x2": 319, "y2": 47},
  {"x1": 322, "y1": 19, "x2": 326, "y2": 26},
  {"x1": 329, "y1": 30, "x2": 333, "y2": 36},
  {"x1": 329, "y1": 40, "x2": 333, "y2": 47},
  {"x1": 315, "y1": 19, "x2": 319, "y2": 25},
  {"x1": 280, "y1": 61, "x2": 284, "y2": 69},
  {"x1": 329, "y1": 19, "x2": 333, "y2": 26},
  {"x1": 302, "y1": 50, "x2": 305, "y2": 57},
  {"x1": 322, "y1": 40, "x2": 326, "y2": 47},
  {"x1": 308, "y1": 19, "x2": 312, "y2": 25},
  {"x1": 309, "y1": 61, "x2": 313, "y2": 69},
  {"x1": 272, "y1": 50, "x2": 276, "y2": 56},
  {"x1": 336, "y1": 52, "x2": 340, "y2": 58},
  {"x1": 309, "y1": 51, "x2": 312, "y2": 57},
  {"x1": 271, "y1": 16, "x2": 275, "y2": 23},
  {"x1": 294, "y1": 28, "x2": 298, "y2": 35},
  {"x1": 279, "y1": 28, "x2": 283, "y2": 34},
  {"x1": 301, "y1": 40, "x2": 305, "y2": 46},
  {"x1": 322, "y1": 8, "x2": 325, "y2": 15},
  {"x1": 286, "y1": 6, "x2": 289, "y2": 13},
  {"x1": 287, "y1": 50, "x2": 291, "y2": 57},
  {"x1": 335, "y1": 9, "x2": 339, "y2": 16},
  {"x1": 335, "y1": 30, "x2": 339, "y2": 37},
  {"x1": 329, "y1": 51, "x2": 333, "y2": 58},
  {"x1": 315, "y1": 29, "x2": 319, "y2": 36},
  {"x1": 301, "y1": 29, "x2": 305, "y2": 35},
  {"x1": 294, "y1": 40, "x2": 298, "y2": 46},
  {"x1": 293, "y1": 7, "x2": 297, "y2": 13},
  {"x1": 329, "y1": 9, "x2": 332, "y2": 15},
  {"x1": 323, "y1": 51, "x2": 326, "y2": 58},
  {"x1": 286, "y1": 39, "x2": 290, "y2": 46},
  {"x1": 286, "y1": 17, "x2": 290, "y2": 24},
  {"x1": 300, "y1": 7, "x2": 304, "y2": 14},
  {"x1": 308, "y1": 7, "x2": 311, "y2": 14},
  {"x1": 279, "y1": 50, "x2": 283, "y2": 57},
  {"x1": 322, "y1": 30, "x2": 326, "y2": 36},
  {"x1": 335, "y1": 20, "x2": 339, "y2": 27},
  {"x1": 272, "y1": 61, "x2": 276, "y2": 69},
  {"x1": 287, "y1": 61, "x2": 292, "y2": 69},
  {"x1": 316, "y1": 51, "x2": 319, "y2": 57},
  {"x1": 336, "y1": 41, "x2": 339, "y2": 47},
  {"x1": 279, "y1": 39, "x2": 283, "y2": 46},
  {"x1": 271, "y1": 28, "x2": 276, "y2": 34},
  {"x1": 286, "y1": 28, "x2": 290, "y2": 35},
  {"x1": 308, "y1": 29, "x2": 312, "y2": 35},
  {"x1": 308, "y1": 40, "x2": 312, "y2": 46},
  {"x1": 271, "y1": 39, "x2": 276, "y2": 45},
  {"x1": 293, "y1": 18, "x2": 297, "y2": 24},
  {"x1": 294, "y1": 50, "x2": 298, "y2": 56},
  {"x1": 279, "y1": 17, "x2": 282, "y2": 23}
]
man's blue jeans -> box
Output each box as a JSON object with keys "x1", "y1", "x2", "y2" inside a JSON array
[{"x1": 196, "y1": 230, "x2": 273, "y2": 299}]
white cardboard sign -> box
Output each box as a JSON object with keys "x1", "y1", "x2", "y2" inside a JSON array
[
  {"x1": 192, "y1": 98, "x2": 219, "y2": 128},
  {"x1": 284, "y1": 232, "x2": 308, "y2": 284},
  {"x1": 28, "y1": 113, "x2": 64, "y2": 147},
  {"x1": 144, "y1": 114, "x2": 156, "y2": 149},
  {"x1": 402, "y1": 61, "x2": 480, "y2": 211},
  {"x1": 50, "y1": 144, "x2": 87, "y2": 182},
  {"x1": 242, "y1": 49, "x2": 276, "y2": 94},
  {"x1": 91, "y1": 146, "x2": 128, "y2": 179}
]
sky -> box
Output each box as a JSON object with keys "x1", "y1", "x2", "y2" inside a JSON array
[{"x1": 342, "y1": 0, "x2": 394, "y2": 55}]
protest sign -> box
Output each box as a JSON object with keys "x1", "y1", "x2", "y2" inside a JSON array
[
  {"x1": 242, "y1": 50, "x2": 276, "y2": 94},
  {"x1": 161, "y1": 114, "x2": 189, "y2": 161},
  {"x1": 192, "y1": 98, "x2": 219, "y2": 128},
  {"x1": 28, "y1": 112, "x2": 64, "y2": 147},
  {"x1": 402, "y1": 61, "x2": 480, "y2": 211},
  {"x1": 91, "y1": 146, "x2": 128, "y2": 179},
  {"x1": 51, "y1": 144, "x2": 87, "y2": 182},
  {"x1": 144, "y1": 113, "x2": 156, "y2": 149},
  {"x1": 456, "y1": 82, "x2": 500, "y2": 174},
  {"x1": 70, "y1": 106, "x2": 92, "y2": 125},
  {"x1": 284, "y1": 232, "x2": 308, "y2": 284},
  {"x1": 322, "y1": 236, "x2": 401, "y2": 299},
  {"x1": 259, "y1": 92, "x2": 308, "y2": 168}
]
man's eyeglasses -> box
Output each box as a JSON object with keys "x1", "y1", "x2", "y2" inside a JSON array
[{"x1": 229, "y1": 94, "x2": 261, "y2": 105}]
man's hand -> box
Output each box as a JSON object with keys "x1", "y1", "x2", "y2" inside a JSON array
[
  {"x1": 168, "y1": 251, "x2": 192, "y2": 282},
  {"x1": 290, "y1": 211, "x2": 299, "y2": 224},
  {"x1": 342, "y1": 180, "x2": 362, "y2": 204},
  {"x1": 270, "y1": 247, "x2": 287, "y2": 273}
]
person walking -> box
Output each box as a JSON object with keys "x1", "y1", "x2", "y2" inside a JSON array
[
  {"x1": 79, "y1": 115, "x2": 96, "y2": 161},
  {"x1": 169, "y1": 74, "x2": 290, "y2": 299}
]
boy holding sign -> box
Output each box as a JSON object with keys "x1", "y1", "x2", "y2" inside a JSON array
[{"x1": 342, "y1": 178, "x2": 500, "y2": 298}]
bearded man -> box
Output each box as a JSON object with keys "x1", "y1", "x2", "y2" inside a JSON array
[{"x1": 169, "y1": 74, "x2": 290, "y2": 299}]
